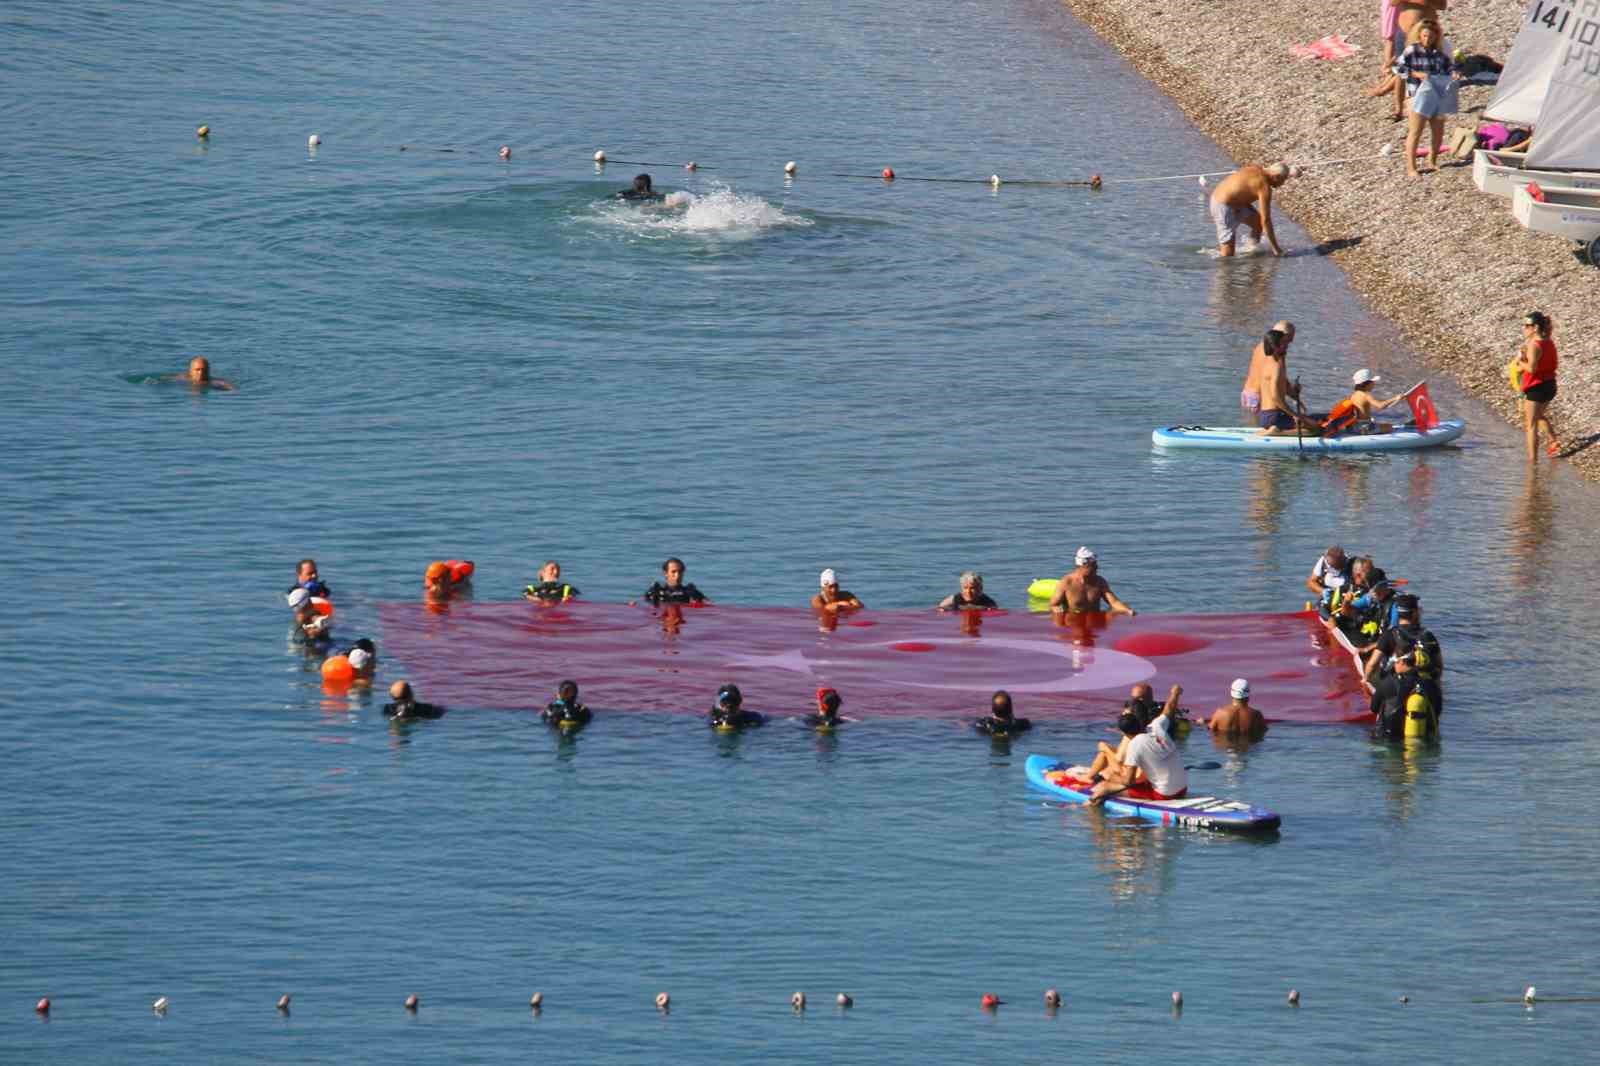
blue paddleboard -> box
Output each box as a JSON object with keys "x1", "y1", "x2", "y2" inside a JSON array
[
  {"x1": 1024, "y1": 754, "x2": 1280, "y2": 833},
  {"x1": 1152, "y1": 419, "x2": 1465, "y2": 454}
]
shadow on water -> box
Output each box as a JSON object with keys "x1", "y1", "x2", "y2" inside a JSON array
[{"x1": 1506, "y1": 464, "x2": 1556, "y2": 593}]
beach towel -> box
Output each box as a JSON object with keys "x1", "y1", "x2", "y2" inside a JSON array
[
  {"x1": 1411, "y1": 74, "x2": 1459, "y2": 117},
  {"x1": 1292, "y1": 34, "x2": 1361, "y2": 61}
]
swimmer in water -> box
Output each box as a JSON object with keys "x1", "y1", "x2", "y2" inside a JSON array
[
  {"x1": 1049, "y1": 547, "x2": 1135, "y2": 617},
  {"x1": 812, "y1": 568, "x2": 864, "y2": 614},
  {"x1": 639, "y1": 557, "x2": 709, "y2": 607},
  {"x1": 172, "y1": 356, "x2": 235, "y2": 391},
  {"x1": 616, "y1": 173, "x2": 665, "y2": 202},
  {"x1": 524, "y1": 560, "x2": 579, "y2": 603},
  {"x1": 346, "y1": 638, "x2": 377, "y2": 680},
  {"x1": 974, "y1": 690, "x2": 1031, "y2": 737},
  {"x1": 384, "y1": 680, "x2": 445, "y2": 720},
  {"x1": 289, "y1": 558, "x2": 330, "y2": 600},
  {"x1": 804, "y1": 687, "x2": 844, "y2": 731},
  {"x1": 937, "y1": 571, "x2": 998, "y2": 611},
  {"x1": 709, "y1": 683, "x2": 764, "y2": 731},
  {"x1": 542, "y1": 679, "x2": 592, "y2": 730},
  {"x1": 287, "y1": 588, "x2": 332, "y2": 644}
]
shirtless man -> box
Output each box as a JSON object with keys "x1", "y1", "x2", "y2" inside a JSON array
[
  {"x1": 1205, "y1": 678, "x2": 1268, "y2": 740},
  {"x1": 1240, "y1": 320, "x2": 1297, "y2": 415},
  {"x1": 1208, "y1": 162, "x2": 1297, "y2": 258},
  {"x1": 812, "y1": 568, "x2": 864, "y2": 613},
  {"x1": 1257, "y1": 330, "x2": 1320, "y2": 436},
  {"x1": 174, "y1": 355, "x2": 234, "y2": 390},
  {"x1": 1049, "y1": 547, "x2": 1135, "y2": 617}
]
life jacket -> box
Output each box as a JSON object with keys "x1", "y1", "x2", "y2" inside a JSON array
[{"x1": 1321, "y1": 398, "x2": 1360, "y2": 436}]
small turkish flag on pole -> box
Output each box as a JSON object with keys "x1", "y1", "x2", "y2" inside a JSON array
[{"x1": 1403, "y1": 382, "x2": 1439, "y2": 430}]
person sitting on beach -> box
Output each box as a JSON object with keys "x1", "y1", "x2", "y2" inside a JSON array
[
  {"x1": 1208, "y1": 162, "x2": 1297, "y2": 258},
  {"x1": 172, "y1": 355, "x2": 234, "y2": 391},
  {"x1": 542, "y1": 679, "x2": 592, "y2": 730},
  {"x1": 812, "y1": 568, "x2": 864, "y2": 613},
  {"x1": 524, "y1": 560, "x2": 579, "y2": 603},
  {"x1": 1256, "y1": 332, "x2": 1321, "y2": 436},
  {"x1": 805, "y1": 687, "x2": 845, "y2": 731},
  {"x1": 384, "y1": 680, "x2": 445, "y2": 720},
  {"x1": 1241, "y1": 320, "x2": 1297, "y2": 415},
  {"x1": 1050, "y1": 547, "x2": 1135, "y2": 617},
  {"x1": 937, "y1": 571, "x2": 997, "y2": 611},
  {"x1": 1088, "y1": 686, "x2": 1188, "y2": 804},
  {"x1": 1399, "y1": 20, "x2": 1458, "y2": 179},
  {"x1": 288, "y1": 558, "x2": 330, "y2": 600},
  {"x1": 1322, "y1": 370, "x2": 1408, "y2": 436},
  {"x1": 973, "y1": 690, "x2": 1032, "y2": 737},
  {"x1": 1204, "y1": 679, "x2": 1269, "y2": 740},
  {"x1": 640, "y1": 557, "x2": 709, "y2": 606},
  {"x1": 617, "y1": 173, "x2": 664, "y2": 202},
  {"x1": 347, "y1": 639, "x2": 377, "y2": 680},
  {"x1": 709, "y1": 683, "x2": 764, "y2": 731}
]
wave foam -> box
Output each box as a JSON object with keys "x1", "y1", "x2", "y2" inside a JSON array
[{"x1": 593, "y1": 184, "x2": 811, "y2": 239}]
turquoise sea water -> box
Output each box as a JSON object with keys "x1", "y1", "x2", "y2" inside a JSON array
[{"x1": 4, "y1": 0, "x2": 1599, "y2": 1061}]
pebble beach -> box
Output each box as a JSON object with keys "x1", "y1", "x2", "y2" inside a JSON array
[{"x1": 1061, "y1": 0, "x2": 1598, "y2": 475}]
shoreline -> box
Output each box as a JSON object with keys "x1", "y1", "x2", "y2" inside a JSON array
[{"x1": 1059, "y1": 0, "x2": 1598, "y2": 477}]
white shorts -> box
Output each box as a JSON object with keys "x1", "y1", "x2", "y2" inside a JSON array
[{"x1": 1210, "y1": 199, "x2": 1254, "y2": 246}]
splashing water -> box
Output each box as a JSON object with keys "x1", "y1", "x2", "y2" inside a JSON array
[{"x1": 593, "y1": 183, "x2": 811, "y2": 240}]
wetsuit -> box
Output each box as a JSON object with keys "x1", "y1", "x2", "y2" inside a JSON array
[
  {"x1": 709, "y1": 708, "x2": 764, "y2": 730},
  {"x1": 384, "y1": 699, "x2": 445, "y2": 720},
  {"x1": 542, "y1": 699, "x2": 592, "y2": 728},
  {"x1": 644, "y1": 581, "x2": 706, "y2": 606},
  {"x1": 1376, "y1": 623, "x2": 1442, "y2": 678},
  {"x1": 804, "y1": 713, "x2": 842, "y2": 731},
  {"x1": 525, "y1": 580, "x2": 579, "y2": 603},
  {"x1": 1123, "y1": 697, "x2": 1163, "y2": 731},
  {"x1": 974, "y1": 714, "x2": 1032, "y2": 737},
  {"x1": 941, "y1": 590, "x2": 999, "y2": 610},
  {"x1": 616, "y1": 189, "x2": 665, "y2": 202}
]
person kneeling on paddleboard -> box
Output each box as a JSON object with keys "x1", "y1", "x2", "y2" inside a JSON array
[
  {"x1": 709, "y1": 683, "x2": 764, "y2": 731},
  {"x1": 543, "y1": 679, "x2": 592, "y2": 730},
  {"x1": 974, "y1": 690, "x2": 1031, "y2": 737},
  {"x1": 1088, "y1": 686, "x2": 1187, "y2": 805},
  {"x1": 805, "y1": 687, "x2": 844, "y2": 731}
]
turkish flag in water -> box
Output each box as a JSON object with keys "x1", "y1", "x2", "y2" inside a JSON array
[{"x1": 1405, "y1": 383, "x2": 1439, "y2": 430}]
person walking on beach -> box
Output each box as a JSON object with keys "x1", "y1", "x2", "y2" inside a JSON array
[
  {"x1": 1514, "y1": 311, "x2": 1561, "y2": 460},
  {"x1": 1208, "y1": 163, "x2": 1297, "y2": 258}
]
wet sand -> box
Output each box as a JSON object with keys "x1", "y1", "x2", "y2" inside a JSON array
[{"x1": 1062, "y1": 0, "x2": 1598, "y2": 474}]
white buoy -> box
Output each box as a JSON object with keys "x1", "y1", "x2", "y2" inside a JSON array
[
  {"x1": 152, "y1": 996, "x2": 169, "y2": 1014},
  {"x1": 1287, "y1": 989, "x2": 1300, "y2": 1006},
  {"x1": 594, "y1": 149, "x2": 606, "y2": 163},
  {"x1": 655, "y1": 991, "x2": 670, "y2": 1010},
  {"x1": 1524, "y1": 986, "x2": 1537, "y2": 1004},
  {"x1": 791, "y1": 991, "x2": 806, "y2": 1011},
  {"x1": 277, "y1": 994, "x2": 291, "y2": 1011},
  {"x1": 990, "y1": 174, "x2": 1001, "y2": 187},
  {"x1": 308, "y1": 133, "x2": 321, "y2": 148},
  {"x1": 784, "y1": 161, "x2": 797, "y2": 175},
  {"x1": 836, "y1": 992, "x2": 853, "y2": 1008},
  {"x1": 499, "y1": 145, "x2": 511, "y2": 160}
]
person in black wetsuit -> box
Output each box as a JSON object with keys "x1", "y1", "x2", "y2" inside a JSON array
[
  {"x1": 616, "y1": 173, "x2": 664, "y2": 202},
  {"x1": 542, "y1": 679, "x2": 592, "y2": 730},
  {"x1": 937, "y1": 571, "x2": 998, "y2": 611},
  {"x1": 641, "y1": 557, "x2": 708, "y2": 606},
  {"x1": 804, "y1": 687, "x2": 843, "y2": 731},
  {"x1": 384, "y1": 680, "x2": 445, "y2": 720},
  {"x1": 709, "y1": 683, "x2": 763, "y2": 731},
  {"x1": 524, "y1": 560, "x2": 579, "y2": 603},
  {"x1": 1367, "y1": 598, "x2": 1442, "y2": 687},
  {"x1": 974, "y1": 690, "x2": 1031, "y2": 737},
  {"x1": 1369, "y1": 650, "x2": 1440, "y2": 739}
]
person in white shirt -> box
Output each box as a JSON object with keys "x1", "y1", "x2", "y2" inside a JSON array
[{"x1": 1089, "y1": 685, "x2": 1189, "y2": 804}]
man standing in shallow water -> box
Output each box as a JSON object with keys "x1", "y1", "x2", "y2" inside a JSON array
[
  {"x1": 1049, "y1": 547, "x2": 1135, "y2": 617},
  {"x1": 1208, "y1": 162, "x2": 1297, "y2": 257}
]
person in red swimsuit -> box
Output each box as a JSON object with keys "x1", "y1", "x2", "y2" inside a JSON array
[{"x1": 1515, "y1": 311, "x2": 1561, "y2": 460}]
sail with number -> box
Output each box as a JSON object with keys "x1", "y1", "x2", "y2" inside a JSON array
[
  {"x1": 1485, "y1": 0, "x2": 1581, "y2": 125},
  {"x1": 1525, "y1": 5, "x2": 1600, "y2": 169}
]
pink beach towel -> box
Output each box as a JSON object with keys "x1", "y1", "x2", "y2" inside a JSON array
[{"x1": 1291, "y1": 34, "x2": 1362, "y2": 61}]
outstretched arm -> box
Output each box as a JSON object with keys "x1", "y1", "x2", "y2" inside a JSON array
[
  {"x1": 1258, "y1": 186, "x2": 1282, "y2": 256},
  {"x1": 1103, "y1": 583, "x2": 1135, "y2": 617}
]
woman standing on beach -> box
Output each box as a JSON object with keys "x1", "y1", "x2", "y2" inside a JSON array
[{"x1": 1515, "y1": 311, "x2": 1561, "y2": 460}]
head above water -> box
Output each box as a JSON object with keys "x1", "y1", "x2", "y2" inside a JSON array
[
  {"x1": 816, "y1": 687, "x2": 841, "y2": 714},
  {"x1": 1325, "y1": 546, "x2": 1348, "y2": 571},
  {"x1": 633, "y1": 173, "x2": 653, "y2": 194},
  {"x1": 1074, "y1": 546, "x2": 1097, "y2": 568},
  {"x1": 819, "y1": 568, "x2": 838, "y2": 589},
  {"x1": 990, "y1": 690, "x2": 1014, "y2": 719},
  {"x1": 557, "y1": 679, "x2": 579, "y2": 703},
  {"x1": 389, "y1": 680, "x2": 413, "y2": 702},
  {"x1": 540, "y1": 559, "x2": 561, "y2": 582},
  {"x1": 297, "y1": 558, "x2": 318, "y2": 582},
  {"x1": 960, "y1": 571, "x2": 982, "y2": 590},
  {"x1": 662, "y1": 557, "x2": 686, "y2": 584},
  {"x1": 717, "y1": 683, "x2": 742, "y2": 709},
  {"x1": 1129, "y1": 682, "x2": 1155, "y2": 703},
  {"x1": 1230, "y1": 678, "x2": 1251, "y2": 702},
  {"x1": 187, "y1": 356, "x2": 211, "y2": 383}
]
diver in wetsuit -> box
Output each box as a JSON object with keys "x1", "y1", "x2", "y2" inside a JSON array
[
  {"x1": 542, "y1": 679, "x2": 592, "y2": 730},
  {"x1": 1369, "y1": 651, "x2": 1440, "y2": 739},
  {"x1": 384, "y1": 680, "x2": 445, "y2": 720},
  {"x1": 524, "y1": 560, "x2": 579, "y2": 603},
  {"x1": 804, "y1": 687, "x2": 843, "y2": 731},
  {"x1": 709, "y1": 683, "x2": 763, "y2": 731},
  {"x1": 974, "y1": 690, "x2": 1032, "y2": 737},
  {"x1": 642, "y1": 557, "x2": 708, "y2": 606},
  {"x1": 616, "y1": 173, "x2": 665, "y2": 202}
]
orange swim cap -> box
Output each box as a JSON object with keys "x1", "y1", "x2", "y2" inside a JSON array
[{"x1": 425, "y1": 561, "x2": 449, "y2": 581}]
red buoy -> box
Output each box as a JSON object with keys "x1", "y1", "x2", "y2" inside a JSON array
[
  {"x1": 981, "y1": 992, "x2": 1001, "y2": 1010},
  {"x1": 881, "y1": 167, "x2": 895, "y2": 180},
  {"x1": 35, "y1": 997, "x2": 49, "y2": 1015}
]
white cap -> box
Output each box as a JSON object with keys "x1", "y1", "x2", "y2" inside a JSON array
[
  {"x1": 1230, "y1": 678, "x2": 1250, "y2": 700},
  {"x1": 347, "y1": 647, "x2": 372, "y2": 671},
  {"x1": 287, "y1": 588, "x2": 311, "y2": 610},
  {"x1": 1075, "y1": 546, "x2": 1096, "y2": 565},
  {"x1": 819, "y1": 568, "x2": 837, "y2": 587},
  {"x1": 1352, "y1": 368, "x2": 1381, "y2": 386}
]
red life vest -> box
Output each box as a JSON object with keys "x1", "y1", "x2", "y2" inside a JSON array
[{"x1": 1322, "y1": 398, "x2": 1360, "y2": 435}]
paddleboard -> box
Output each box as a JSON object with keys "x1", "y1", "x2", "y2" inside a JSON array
[
  {"x1": 1151, "y1": 420, "x2": 1465, "y2": 453},
  {"x1": 1024, "y1": 753, "x2": 1280, "y2": 833}
]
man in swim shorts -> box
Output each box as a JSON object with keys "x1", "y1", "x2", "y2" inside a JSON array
[
  {"x1": 812, "y1": 568, "x2": 864, "y2": 613},
  {"x1": 640, "y1": 557, "x2": 708, "y2": 606},
  {"x1": 1240, "y1": 320, "x2": 1296, "y2": 414},
  {"x1": 1257, "y1": 330, "x2": 1320, "y2": 436},
  {"x1": 937, "y1": 571, "x2": 998, "y2": 610},
  {"x1": 1049, "y1": 547, "x2": 1135, "y2": 617},
  {"x1": 1208, "y1": 162, "x2": 1297, "y2": 257},
  {"x1": 1204, "y1": 678, "x2": 1268, "y2": 740},
  {"x1": 524, "y1": 560, "x2": 579, "y2": 603}
]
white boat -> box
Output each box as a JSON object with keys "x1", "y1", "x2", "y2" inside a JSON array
[
  {"x1": 1512, "y1": 184, "x2": 1600, "y2": 264},
  {"x1": 1471, "y1": 149, "x2": 1600, "y2": 198}
]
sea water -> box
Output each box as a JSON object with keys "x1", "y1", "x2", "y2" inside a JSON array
[{"x1": 2, "y1": 0, "x2": 1598, "y2": 1061}]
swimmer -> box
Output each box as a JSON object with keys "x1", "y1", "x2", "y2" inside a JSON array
[
  {"x1": 937, "y1": 571, "x2": 998, "y2": 611},
  {"x1": 1049, "y1": 547, "x2": 1134, "y2": 617},
  {"x1": 973, "y1": 690, "x2": 1031, "y2": 737},
  {"x1": 812, "y1": 568, "x2": 863, "y2": 613},
  {"x1": 640, "y1": 558, "x2": 709, "y2": 607},
  {"x1": 542, "y1": 679, "x2": 592, "y2": 730},
  {"x1": 1208, "y1": 162, "x2": 1297, "y2": 257},
  {"x1": 1203, "y1": 679, "x2": 1268, "y2": 740},
  {"x1": 524, "y1": 560, "x2": 579, "y2": 603},
  {"x1": 384, "y1": 680, "x2": 445, "y2": 720},
  {"x1": 289, "y1": 558, "x2": 330, "y2": 599},
  {"x1": 709, "y1": 683, "x2": 764, "y2": 731},
  {"x1": 172, "y1": 356, "x2": 235, "y2": 391},
  {"x1": 347, "y1": 638, "x2": 377, "y2": 679},
  {"x1": 804, "y1": 687, "x2": 844, "y2": 731},
  {"x1": 616, "y1": 173, "x2": 665, "y2": 202},
  {"x1": 287, "y1": 588, "x2": 332, "y2": 643}
]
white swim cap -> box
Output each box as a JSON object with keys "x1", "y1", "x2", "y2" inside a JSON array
[
  {"x1": 1231, "y1": 678, "x2": 1251, "y2": 700},
  {"x1": 1075, "y1": 547, "x2": 1097, "y2": 565},
  {"x1": 287, "y1": 588, "x2": 311, "y2": 610},
  {"x1": 348, "y1": 647, "x2": 372, "y2": 671},
  {"x1": 819, "y1": 568, "x2": 837, "y2": 587}
]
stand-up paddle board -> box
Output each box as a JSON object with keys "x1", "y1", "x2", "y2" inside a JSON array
[
  {"x1": 1152, "y1": 420, "x2": 1464, "y2": 453},
  {"x1": 1025, "y1": 753, "x2": 1280, "y2": 833}
]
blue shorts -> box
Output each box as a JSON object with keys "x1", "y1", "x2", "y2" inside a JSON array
[{"x1": 1258, "y1": 409, "x2": 1295, "y2": 430}]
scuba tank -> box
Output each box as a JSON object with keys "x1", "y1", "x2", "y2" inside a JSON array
[{"x1": 1403, "y1": 692, "x2": 1436, "y2": 740}]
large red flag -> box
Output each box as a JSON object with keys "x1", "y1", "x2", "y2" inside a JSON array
[{"x1": 1404, "y1": 383, "x2": 1439, "y2": 430}]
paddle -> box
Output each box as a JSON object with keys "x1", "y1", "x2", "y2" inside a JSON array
[
  {"x1": 1292, "y1": 376, "x2": 1307, "y2": 458},
  {"x1": 1185, "y1": 761, "x2": 1222, "y2": 771}
]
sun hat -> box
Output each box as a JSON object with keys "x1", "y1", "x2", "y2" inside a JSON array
[
  {"x1": 1230, "y1": 678, "x2": 1251, "y2": 700},
  {"x1": 1352, "y1": 369, "x2": 1381, "y2": 386}
]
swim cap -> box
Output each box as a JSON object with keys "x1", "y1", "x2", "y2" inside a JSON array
[
  {"x1": 1230, "y1": 678, "x2": 1250, "y2": 700},
  {"x1": 1117, "y1": 711, "x2": 1143, "y2": 736},
  {"x1": 816, "y1": 687, "x2": 841, "y2": 711},
  {"x1": 425, "y1": 562, "x2": 449, "y2": 581},
  {"x1": 718, "y1": 683, "x2": 742, "y2": 706},
  {"x1": 819, "y1": 568, "x2": 837, "y2": 587},
  {"x1": 347, "y1": 647, "x2": 373, "y2": 671},
  {"x1": 1075, "y1": 547, "x2": 1096, "y2": 565},
  {"x1": 287, "y1": 588, "x2": 311, "y2": 610}
]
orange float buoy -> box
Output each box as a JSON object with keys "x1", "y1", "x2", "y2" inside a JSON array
[
  {"x1": 35, "y1": 997, "x2": 50, "y2": 1015},
  {"x1": 981, "y1": 992, "x2": 1001, "y2": 1010},
  {"x1": 881, "y1": 167, "x2": 895, "y2": 181},
  {"x1": 445, "y1": 559, "x2": 474, "y2": 582},
  {"x1": 311, "y1": 597, "x2": 334, "y2": 617},
  {"x1": 321, "y1": 655, "x2": 354, "y2": 683}
]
